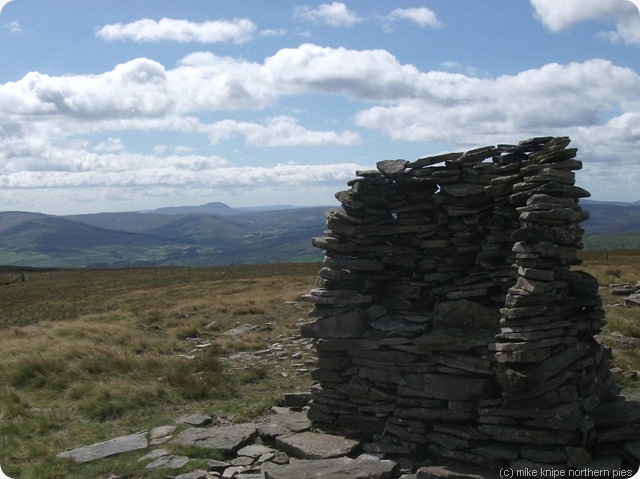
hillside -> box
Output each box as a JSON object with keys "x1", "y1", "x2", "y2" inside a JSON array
[
  {"x1": 0, "y1": 205, "x2": 328, "y2": 267},
  {"x1": 1, "y1": 198, "x2": 639, "y2": 268}
]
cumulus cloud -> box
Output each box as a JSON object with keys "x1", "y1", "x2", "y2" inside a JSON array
[
  {"x1": 294, "y1": 2, "x2": 362, "y2": 28},
  {"x1": 96, "y1": 17, "x2": 257, "y2": 44},
  {"x1": 382, "y1": 7, "x2": 441, "y2": 30},
  {"x1": 2, "y1": 42, "x2": 640, "y2": 207},
  {"x1": 94, "y1": 137, "x2": 124, "y2": 152},
  {"x1": 355, "y1": 59, "x2": 640, "y2": 145},
  {"x1": 530, "y1": 0, "x2": 640, "y2": 45},
  {"x1": 205, "y1": 116, "x2": 362, "y2": 146},
  {"x1": 1, "y1": 58, "x2": 172, "y2": 119}
]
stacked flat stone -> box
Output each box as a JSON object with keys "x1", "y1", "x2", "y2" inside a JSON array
[{"x1": 301, "y1": 137, "x2": 639, "y2": 471}]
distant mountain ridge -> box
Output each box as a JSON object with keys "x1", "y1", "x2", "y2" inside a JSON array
[
  {"x1": 0, "y1": 199, "x2": 639, "y2": 268},
  {"x1": 0, "y1": 203, "x2": 329, "y2": 267}
]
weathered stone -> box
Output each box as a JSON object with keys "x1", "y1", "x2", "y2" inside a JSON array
[
  {"x1": 175, "y1": 471, "x2": 209, "y2": 479},
  {"x1": 145, "y1": 455, "x2": 190, "y2": 470},
  {"x1": 57, "y1": 431, "x2": 148, "y2": 463},
  {"x1": 300, "y1": 312, "x2": 365, "y2": 338},
  {"x1": 173, "y1": 424, "x2": 257, "y2": 453},
  {"x1": 263, "y1": 455, "x2": 397, "y2": 479},
  {"x1": 402, "y1": 373, "x2": 496, "y2": 401},
  {"x1": 175, "y1": 413, "x2": 212, "y2": 426},
  {"x1": 377, "y1": 159, "x2": 409, "y2": 177},
  {"x1": 275, "y1": 431, "x2": 359, "y2": 460},
  {"x1": 175, "y1": 471, "x2": 210, "y2": 479},
  {"x1": 256, "y1": 411, "x2": 312, "y2": 438},
  {"x1": 417, "y1": 465, "x2": 500, "y2": 479}
]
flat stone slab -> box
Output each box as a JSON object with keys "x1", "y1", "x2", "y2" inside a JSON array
[
  {"x1": 150, "y1": 425, "x2": 177, "y2": 439},
  {"x1": 275, "y1": 431, "x2": 359, "y2": 459},
  {"x1": 256, "y1": 410, "x2": 312, "y2": 437},
  {"x1": 138, "y1": 448, "x2": 169, "y2": 462},
  {"x1": 175, "y1": 413, "x2": 212, "y2": 426},
  {"x1": 56, "y1": 431, "x2": 148, "y2": 463},
  {"x1": 236, "y1": 444, "x2": 276, "y2": 458},
  {"x1": 173, "y1": 423, "x2": 257, "y2": 453},
  {"x1": 145, "y1": 454, "x2": 190, "y2": 470},
  {"x1": 263, "y1": 455, "x2": 397, "y2": 479},
  {"x1": 175, "y1": 471, "x2": 209, "y2": 479},
  {"x1": 417, "y1": 465, "x2": 500, "y2": 479}
]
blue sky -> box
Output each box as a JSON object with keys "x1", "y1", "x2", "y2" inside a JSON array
[{"x1": 1, "y1": 0, "x2": 639, "y2": 214}]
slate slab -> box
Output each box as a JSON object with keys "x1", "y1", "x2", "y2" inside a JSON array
[
  {"x1": 175, "y1": 413, "x2": 212, "y2": 426},
  {"x1": 56, "y1": 431, "x2": 148, "y2": 463},
  {"x1": 256, "y1": 410, "x2": 311, "y2": 437},
  {"x1": 173, "y1": 423, "x2": 257, "y2": 453},
  {"x1": 275, "y1": 431, "x2": 359, "y2": 459},
  {"x1": 417, "y1": 465, "x2": 500, "y2": 479},
  {"x1": 262, "y1": 455, "x2": 397, "y2": 479},
  {"x1": 145, "y1": 454, "x2": 190, "y2": 470}
]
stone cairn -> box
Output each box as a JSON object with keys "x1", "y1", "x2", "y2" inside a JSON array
[{"x1": 301, "y1": 137, "x2": 640, "y2": 471}]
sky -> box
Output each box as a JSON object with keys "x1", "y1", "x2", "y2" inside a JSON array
[{"x1": 0, "y1": 0, "x2": 639, "y2": 215}]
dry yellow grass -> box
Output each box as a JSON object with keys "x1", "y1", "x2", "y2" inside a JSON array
[
  {"x1": 1, "y1": 257, "x2": 640, "y2": 478},
  {"x1": 0, "y1": 264, "x2": 318, "y2": 479}
]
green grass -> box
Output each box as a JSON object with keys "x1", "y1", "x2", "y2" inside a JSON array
[
  {"x1": 2, "y1": 257, "x2": 640, "y2": 478},
  {"x1": 0, "y1": 263, "x2": 318, "y2": 479}
]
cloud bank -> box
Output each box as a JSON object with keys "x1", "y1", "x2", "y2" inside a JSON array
[{"x1": 1, "y1": 39, "x2": 639, "y2": 212}]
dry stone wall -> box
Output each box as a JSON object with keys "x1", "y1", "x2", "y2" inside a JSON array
[{"x1": 301, "y1": 137, "x2": 640, "y2": 470}]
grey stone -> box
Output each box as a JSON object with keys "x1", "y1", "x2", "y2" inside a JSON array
[
  {"x1": 275, "y1": 431, "x2": 359, "y2": 459},
  {"x1": 236, "y1": 444, "x2": 275, "y2": 458},
  {"x1": 57, "y1": 431, "x2": 148, "y2": 463},
  {"x1": 150, "y1": 425, "x2": 177, "y2": 439},
  {"x1": 417, "y1": 465, "x2": 500, "y2": 479},
  {"x1": 138, "y1": 448, "x2": 169, "y2": 462},
  {"x1": 173, "y1": 423, "x2": 257, "y2": 453},
  {"x1": 175, "y1": 471, "x2": 209, "y2": 479},
  {"x1": 175, "y1": 413, "x2": 212, "y2": 426},
  {"x1": 263, "y1": 455, "x2": 397, "y2": 479},
  {"x1": 377, "y1": 159, "x2": 408, "y2": 177},
  {"x1": 206, "y1": 459, "x2": 232, "y2": 471},
  {"x1": 256, "y1": 410, "x2": 311, "y2": 437},
  {"x1": 145, "y1": 454, "x2": 190, "y2": 470},
  {"x1": 402, "y1": 373, "x2": 495, "y2": 401}
]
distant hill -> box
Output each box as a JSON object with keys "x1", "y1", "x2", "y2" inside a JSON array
[
  {"x1": 1, "y1": 198, "x2": 638, "y2": 268},
  {"x1": 0, "y1": 204, "x2": 329, "y2": 268},
  {"x1": 150, "y1": 202, "x2": 236, "y2": 216}
]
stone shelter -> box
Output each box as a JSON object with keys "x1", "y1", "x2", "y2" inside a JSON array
[{"x1": 301, "y1": 137, "x2": 640, "y2": 470}]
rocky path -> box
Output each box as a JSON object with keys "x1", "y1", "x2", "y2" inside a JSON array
[{"x1": 57, "y1": 400, "x2": 505, "y2": 478}]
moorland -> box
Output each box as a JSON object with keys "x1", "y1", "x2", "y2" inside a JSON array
[{"x1": 1, "y1": 252, "x2": 640, "y2": 478}]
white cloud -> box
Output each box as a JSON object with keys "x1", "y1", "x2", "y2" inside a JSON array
[
  {"x1": 530, "y1": 0, "x2": 640, "y2": 45},
  {"x1": 205, "y1": 116, "x2": 362, "y2": 147},
  {"x1": 96, "y1": 17, "x2": 257, "y2": 44},
  {"x1": 1, "y1": 58, "x2": 172, "y2": 119},
  {"x1": 529, "y1": 0, "x2": 630, "y2": 31},
  {"x1": 602, "y1": 15, "x2": 640, "y2": 45},
  {"x1": 383, "y1": 7, "x2": 441, "y2": 29},
  {"x1": 294, "y1": 2, "x2": 362, "y2": 28},
  {"x1": 1, "y1": 20, "x2": 21, "y2": 33},
  {"x1": 2, "y1": 43, "x2": 640, "y2": 207},
  {"x1": 354, "y1": 59, "x2": 640, "y2": 149},
  {"x1": 260, "y1": 28, "x2": 287, "y2": 37},
  {"x1": 94, "y1": 137, "x2": 124, "y2": 152}
]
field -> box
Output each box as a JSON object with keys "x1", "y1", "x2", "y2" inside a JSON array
[
  {"x1": 1, "y1": 254, "x2": 640, "y2": 479},
  {"x1": 0, "y1": 263, "x2": 320, "y2": 479}
]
